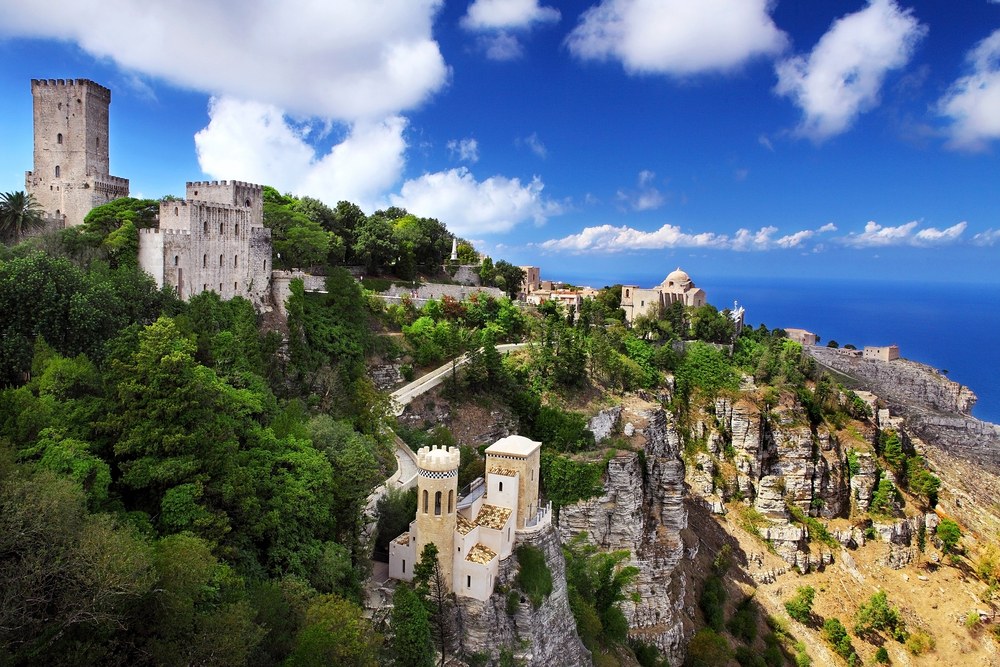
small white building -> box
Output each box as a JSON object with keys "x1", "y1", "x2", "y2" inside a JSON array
[
  {"x1": 863, "y1": 345, "x2": 900, "y2": 362},
  {"x1": 784, "y1": 328, "x2": 818, "y2": 346},
  {"x1": 388, "y1": 435, "x2": 550, "y2": 601}
]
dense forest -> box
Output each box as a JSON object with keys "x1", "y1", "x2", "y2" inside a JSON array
[{"x1": 3, "y1": 189, "x2": 975, "y2": 667}]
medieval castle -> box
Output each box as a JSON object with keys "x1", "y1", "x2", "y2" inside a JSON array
[{"x1": 25, "y1": 79, "x2": 272, "y2": 307}]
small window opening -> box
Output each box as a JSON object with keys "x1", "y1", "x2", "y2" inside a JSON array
[
  {"x1": 54, "y1": 165, "x2": 60, "y2": 178},
  {"x1": 434, "y1": 491, "x2": 442, "y2": 516},
  {"x1": 96, "y1": 137, "x2": 100, "y2": 148},
  {"x1": 56, "y1": 133, "x2": 63, "y2": 144},
  {"x1": 402, "y1": 560, "x2": 406, "y2": 574},
  {"x1": 203, "y1": 254, "x2": 207, "y2": 268},
  {"x1": 499, "y1": 481, "x2": 503, "y2": 492},
  {"x1": 234, "y1": 255, "x2": 238, "y2": 268},
  {"x1": 448, "y1": 490, "x2": 453, "y2": 513},
  {"x1": 174, "y1": 207, "x2": 179, "y2": 216},
  {"x1": 467, "y1": 576, "x2": 471, "y2": 588},
  {"x1": 173, "y1": 255, "x2": 178, "y2": 266},
  {"x1": 234, "y1": 223, "x2": 239, "y2": 235},
  {"x1": 219, "y1": 223, "x2": 224, "y2": 235},
  {"x1": 219, "y1": 283, "x2": 222, "y2": 291},
  {"x1": 263, "y1": 259, "x2": 267, "y2": 271},
  {"x1": 423, "y1": 490, "x2": 428, "y2": 514},
  {"x1": 203, "y1": 221, "x2": 208, "y2": 234},
  {"x1": 234, "y1": 282, "x2": 238, "y2": 291},
  {"x1": 245, "y1": 198, "x2": 251, "y2": 207},
  {"x1": 219, "y1": 254, "x2": 224, "y2": 267}
]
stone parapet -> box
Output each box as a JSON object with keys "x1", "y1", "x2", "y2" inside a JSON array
[{"x1": 417, "y1": 445, "x2": 460, "y2": 472}]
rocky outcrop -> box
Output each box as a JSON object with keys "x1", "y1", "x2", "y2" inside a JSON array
[
  {"x1": 369, "y1": 362, "x2": 403, "y2": 391},
  {"x1": 587, "y1": 406, "x2": 622, "y2": 444},
  {"x1": 559, "y1": 404, "x2": 690, "y2": 664},
  {"x1": 455, "y1": 523, "x2": 591, "y2": 667}
]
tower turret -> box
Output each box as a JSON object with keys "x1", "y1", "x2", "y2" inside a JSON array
[{"x1": 414, "y1": 445, "x2": 460, "y2": 591}]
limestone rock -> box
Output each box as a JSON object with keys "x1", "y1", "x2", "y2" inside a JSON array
[{"x1": 587, "y1": 405, "x2": 622, "y2": 444}]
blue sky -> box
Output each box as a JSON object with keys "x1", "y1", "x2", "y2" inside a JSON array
[{"x1": 1, "y1": 0, "x2": 998, "y2": 285}]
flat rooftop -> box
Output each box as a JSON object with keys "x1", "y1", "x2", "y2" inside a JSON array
[{"x1": 486, "y1": 434, "x2": 541, "y2": 458}]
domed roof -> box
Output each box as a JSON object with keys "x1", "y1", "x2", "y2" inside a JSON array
[{"x1": 664, "y1": 267, "x2": 691, "y2": 285}]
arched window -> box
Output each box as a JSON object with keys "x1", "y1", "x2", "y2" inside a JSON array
[
  {"x1": 219, "y1": 254, "x2": 224, "y2": 267},
  {"x1": 234, "y1": 223, "x2": 239, "y2": 235},
  {"x1": 174, "y1": 207, "x2": 179, "y2": 216},
  {"x1": 245, "y1": 198, "x2": 251, "y2": 207},
  {"x1": 203, "y1": 254, "x2": 207, "y2": 268},
  {"x1": 234, "y1": 282, "x2": 238, "y2": 291},
  {"x1": 56, "y1": 133, "x2": 63, "y2": 144},
  {"x1": 203, "y1": 221, "x2": 208, "y2": 234},
  {"x1": 423, "y1": 490, "x2": 428, "y2": 514},
  {"x1": 234, "y1": 255, "x2": 238, "y2": 268},
  {"x1": 54, "y1": 165, "x2": 60, "y2": 178},
  {"x1": 448, "y1": 490, "x2": 453, "y2": 513},
  {"x1": 625, "y1": 289, "x2": 630, "y2": 298},
  {"x1": 434, "y1": 491, "x2": 442, "y2": 516},
  {"x1": 219, "y1": 223, "x2": 224, "y2": 235},
  {"x1": 173, "y1": 255, "x2": 178, "y2": 266}
]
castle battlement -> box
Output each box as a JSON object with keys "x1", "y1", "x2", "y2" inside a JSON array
[
  {"x1": 139, "y1": 227, "x2": 191, "y2": 236},
  {"x1": 186, "y1": 180, "x2": 263, "y2": 191},
  {"x1": 93, "y1": 174, "x2": 130, "y2": 187},
  {"x1": 417, "y1": 445, "x2": 461, "y2": 472},
  {"x1": 31, "y1": 78, "x2": 111, "y2": 99}
]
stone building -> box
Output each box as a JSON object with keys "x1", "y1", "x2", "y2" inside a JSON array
[
  {"x1": 620, "y1": 268, "x2": 707, "y2": 324},
  {"x1": 863, "y1": 345, "x2": 900, "y2": 362},
  {"x1": 25, "y1": 79, "x2": 129, "y2": 227},
  {"x1": 389, "y1": 435, "x2": 550, "y2": 601},
  {"x1": 138, "y1": 181, "x2": 272, "y2": 307},
  {"x1": 519, "y1": 266, "x2": 541, "y2": 299},
  {"x1": 784, "y1": 328, "x2": 818, "y2": 346}
]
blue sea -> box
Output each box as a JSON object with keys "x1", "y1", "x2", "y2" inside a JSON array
[{"x1": 565, "y1": 272, "x2": 1000, "y2": 424}]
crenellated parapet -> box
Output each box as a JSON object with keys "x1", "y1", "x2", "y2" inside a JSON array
[
  {"x1": 417, "y1": 445, "x2": 461, "y2": 473},
  {"x1": 31, "y1": 78, "x2": 111, "y2": 101}
]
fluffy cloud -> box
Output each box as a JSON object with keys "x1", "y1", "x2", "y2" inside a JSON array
[
  {"x1": 447, "y1": 138, "x2": 480, "y2": 163},
  {"x1": 616, "y1": 170, "x2": 665, "y2": 211},
  {"x1": 195, "y1": 97, "x2": 407, "y2": 212},
  {"x1": 973, "y1": 229, "x2": 1000, "y2": 246},
  {"x1": 390, "y1": 168, "x2": 563, "y2": 236},
  {"x1": 461, "y1": 0, "x2": 560, "y2": 30},
  {"x1": 841, "y1": 220, "x2": 967, "y2": 247},
  {"x1": 774, "y1": 0, "x2": 926, "y2": 140},
  {"x1": 938, "y1": 29, "x2": 1000, "y2": 150},
  {"x1": 566, "y1": 0, "x2": 786, "y2": 75},
  {"x1": 0, "y1": 0, "x2": 448, "y2": 121},
  {"x1": 520, "y1": 133, "x2": 548, "y2": 158},
  {"x1": 462, "y1": 0, "x2": 560, "y2": 61}
]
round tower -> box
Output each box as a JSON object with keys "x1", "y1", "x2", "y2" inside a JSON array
[{"x1": 415, "y1": 445, "x2": 460, "y2": 591}]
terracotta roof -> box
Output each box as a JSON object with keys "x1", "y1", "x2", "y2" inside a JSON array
[
  {"x1": 466, "y1": 543, "x2": 497, "y2": 564},
  {"x1": 457, "y1": 514, "x2": 476, "y2": 535},
  {"x1": 475, "y1": 504, "x2": 512, "y2": 531},
  {"x1": 488, "y1": 466, "x2": 518, "y2": 477},
  {"x1": 395, "y1": 533, "x2": 410, "y2": 545}
]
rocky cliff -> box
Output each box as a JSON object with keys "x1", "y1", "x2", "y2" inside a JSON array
[{"x1": 454, "y1": 523, "x2": 591, "y2": 667}]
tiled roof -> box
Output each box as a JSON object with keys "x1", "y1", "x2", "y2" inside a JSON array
[
  {"x1": 488, "y1": 466, "x2": 518, "y2": 477},
  {"x1": 466, "y1": 543, "x2": 497, "y2": 564},
  {"x1": 475, "y1": 504, "x2": 512, "y2": 531},
  {"x1": 395, "y1": 533, "x2": 410, "y2": 545},
  {"x1": 457, "y1": 514, "x2": 476, "y2": 535}
]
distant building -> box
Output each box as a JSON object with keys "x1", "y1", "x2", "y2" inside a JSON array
[
  {"x1": 863, "y1": 345, "x2": 900, "y2": 362},
  {"x1": 25, "y1": 78, "x2": 129, "y2": 227},
  {"x1": 138, "y1": 180, "x2": 272, "y2": 308},
  {"x1": 784, "y1": 328, "x2": 818, "y2": 346},
  {"x1": 389, "y1": 435, "x2": 551, "y2": 601},
  {"x1": 519, "y1": 266, "x2": 541, "y2": 299},
  {"x1": 621, "y1": 268, "x2": 707, "y2": 324}
]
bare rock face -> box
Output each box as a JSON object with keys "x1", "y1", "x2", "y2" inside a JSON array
[
  {"x1": 559, "y1": 404, "x2": 690, "y2": 664},
  {"x1": 850, "y1": 451, "x2": 879, "y2": 512},
  {"x1": 368, "y1": 362, "x2": 403, "y2": 391},
  {"x1": 454, "y1": 524, "x2": 591, "y2": 667},
  {"x1": 587, "y1": 406, "x2": 622, "y2": 444}
]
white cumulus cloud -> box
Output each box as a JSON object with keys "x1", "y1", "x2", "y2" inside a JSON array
[
  {"x1": 566, "y1": 0, "x2": 786, "y2": 75},
  {"x1": 462, "y1": 0, "x2": 560, "y2": 30},
  {"x1": 973, "y1": 229, "x2": 1000, "y2": 246},
  {"x1": 195, "y1": 97, "x2": 407, "y2": 212},
  {"x1": 841, "y1": 220, "x2": 967, "y2": 247},
  {"x1": 938, "y1": 29, "x2": 1000, "y2": 151},
  {"x1": 390, "y1": 168, "x2": 563, "y2": 236},
  {"x1": 616, "y1": 170, "x2": 665, "y2": 211},
  {"x1": 0, "y1": 0, "x2": 448, "y2": 121},
  {"x1": 774, "y1": 0, "x2": 926, "y2": 140}
]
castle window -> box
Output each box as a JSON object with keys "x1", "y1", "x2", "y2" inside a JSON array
[
  {"x1": 467, "y1": 576, "x2": 471, "y2": 588},
  {"x1": 234, "y1": 223, "x2": 239, "y2": 235},
  {"x1": 507, "y1": 527, "x2": 510, "y2": 540},
  {"x1": 640, "y1": 301, "x2": 644, "y2": 307},
  {"x1": 234, "y1": 255, "x2": 238, "y2": 268},
  {"x1": 96, "y1": 137, "x2": 100, "y2": 148},
  {"x1": 263, "y1": 260, "x2": 267, "y2": 271},
  {"x1": 57, "y1": 133, "x2": 62, "y2": 144},
  {"x1": 402, "y1": 560, "x2": 406, "y2": 573},
  {"x1": 219, "y1": 223, "x2": 224, "y2": 235},
  {"x1": 203, "y1": 221, "x2": 208, "y2": 234},
  {"x1": 219, "y1": 254, "x2": 224, "y2": 267},
  {"x1": 499, "y1": 481, "x2": 503, "y2": 492},
  {"x1": 203, "y1": 284, "x2": 207, "y2": 291},
  {"x1": 234, "y1": 282, "x2": 238, "y2": 291},
  {"x1": 423, "y1": 490, "x2": 428, "y2": 514},
  {"x1": 173, "y1": 255, "x2": 178, "y2": 266},
  {"x1": 245, "y1": 199, "x2": 251, "y2": 207},
  {"x1": 448, "y1": 490, "x2": 453, "y2": 513},
  {"x1": 625, "y1": 289, "x2": 630, "y2": 297},
  {"x1": 194, "y1": 191, "x2": 198, "y2": 197},
  {"x1": 219, "y1": 283, "x2": 223, "y2": 291},
  {"x1": 58, "y1": 102, "x2": 62, "y2": 110},
  {"x1": 54, "y1": 165, "x2": 60, "y2": 178},
  {"x1": 203, "y1": 254, "x2": 207, "y2": 268},
  {"x1": 434, "y1": 491, "x2": 442, "y2": 516}
]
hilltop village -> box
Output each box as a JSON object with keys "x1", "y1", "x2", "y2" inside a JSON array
[{"x1": 3, "y1": 79, "x2": 1000, "y2": 667}]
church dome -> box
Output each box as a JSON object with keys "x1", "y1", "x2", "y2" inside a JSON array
[{"x1": 664, "y1": 268, "x2": 691, "y2": 286}]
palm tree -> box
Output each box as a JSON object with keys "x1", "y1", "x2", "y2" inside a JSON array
[{"x1": 0, "y1": 190, "x2": 46, "y2": 244}]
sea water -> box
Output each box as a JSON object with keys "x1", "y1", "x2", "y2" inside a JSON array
[{"x1": 565, "y1": 272, "x2": 1000, "y2": 424}]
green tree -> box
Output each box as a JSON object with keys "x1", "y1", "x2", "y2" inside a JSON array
[
  {"x1": 414, "y1": 543, "x2": 454, "y2": 666},
  {"x1": 854, "y1": 590, "x2": 904, "y2": 640},
  {"x1": 0, "y1": 190, "x2": 45, "y2": 244},
  {"x1": 390, "y1": 584, "x2": 434, "y2": 667},
  {"x1": 936, "y1": 518, "x2": 961, "y2": 555},
  {"x1": 353, "y1": 213, "x2": 399, "y2": 275},
  {"x1": 784, "y1": 586, "x2": 816, "y2": 623},
  {"x1": 286, "y1": 595, "x2": 380, "y2": 667},
  {"x1": 493, "y1": 260, "x2": 526, "y2": 299},
  {"x1": 684, "y1": 628, "x2": 731, "y2": 667}
]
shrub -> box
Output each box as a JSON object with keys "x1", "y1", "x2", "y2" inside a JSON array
[
  {"x1": 699, "y1": 576, "x2": 727, "y2": 632},
  {"x1": 784, "y1": 586, "x2": 815, "y2": 624},
  {"x1": 734, "y1": 645, "x2": 766, "y2": 667},
  {"x1": 936, "y1": 519, "x2": 962, "y2": 555},
  {"x1": 727, "y1": 597, "x2": 758, "y2": 643},
  {"x1": 854, "y1": 590, "x2": 905, "y2": 640},
  {"x1": 905, "y1": 630, "x2": 934, "y2": 655},
  {"x1": 684, "y1": 628, "x2": 731, "y2": 667},
  {"x1": 822, "y1": 618, "x2": 856, "y2": 662},
  {"x1": 514, "y1": 545, "x2": 553, "y2": 608},
  {"x1": 793, "y1": 641, "x2": 811, "y2": 667},
  {"x1": 874, "y1": 646, "x2": 889, "y2": 663},
  {"x1": 964, "y1": 610, "x2": 981, "y2": 631},
  {"x1": 869, "y1": 477, "x2": 900, "y2": 517},
  {"x1": 506, "y1": 589, "x2": 520, "y2": 616}
]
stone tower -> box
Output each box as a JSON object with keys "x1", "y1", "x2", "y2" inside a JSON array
[
  {"x1": 415, "y1": 445, "x2": 460, "y2": 591},
  {"x1": 25, "y1": 79, "x2": 129, "y2": 227}
]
